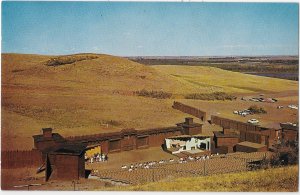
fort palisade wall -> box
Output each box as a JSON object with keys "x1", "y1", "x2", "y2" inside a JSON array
[
  {"x1": 211, "y1": 115, "x2": 262, "y2": 131},
  {"x1": 66, "y1": 126, "x2": 183, "y2": 154},
  {"x1": 211, "y1": 115, "x2": 274, "y2": 147},
  {"x1": 1, "y1": 150, "x2": 43, "y2": 169},
  {"x1": 1, "y1": 126, "x2": 184, "y2": 169},
  {"x1": 172, "y1": 101, "x2": 206, "y2": 121}
]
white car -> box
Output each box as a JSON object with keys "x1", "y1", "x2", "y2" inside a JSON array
[
  {"x1": 248, "y1": 119, "x2": 259, "y2": 124},
  {"x1": 288, "y1": 105, "x2": 298, "y2": 110}
]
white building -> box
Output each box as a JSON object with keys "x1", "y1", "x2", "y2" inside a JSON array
[{"x1": 164, "y1": 135, "x2": 211, "y2": 154}]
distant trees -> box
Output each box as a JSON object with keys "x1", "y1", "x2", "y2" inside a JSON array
[{"x1": 46, "y1": 55, "x2": 98, "y2": 66}]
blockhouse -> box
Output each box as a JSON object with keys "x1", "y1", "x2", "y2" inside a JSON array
[
  {"x1": 33, "y1": 128, "x2": 66, "y2": 151},
  {"x1": 45, "y1": 143, "x2": 86, "y2": 181},
  {"x1": 213, "y1": 128, "x2": 240, "y2": 153},
  {"x1": 176, "y1": 117, "x2": 203, "y2": 135}
]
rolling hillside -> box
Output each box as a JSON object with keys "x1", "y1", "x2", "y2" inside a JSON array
[
  {"x1": 152, "y1": 65, "x2": 298, "y2": 94},
  {"x1": 1, "y1": 53, "x2": 298, "y2": 150}
]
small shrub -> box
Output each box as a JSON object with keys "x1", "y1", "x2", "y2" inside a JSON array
[
  {"x1": 135, "y1": 89, "x2": 172, "y2": 99},
  {"x1": 270, "y1": 150, "x2": 298, "y2": 167},
  {"x1": 248, "y1": 105, "x2": 267, "y2": 114},
  {"x1": 185, "y1": 92, "x2": 236, "y2": 101},
  {"x1": 46, "y1": 55, "x2": 98, "y2": 66},
  {"x1": 100, "y1": 120, "x2": 121, "y2": 127}
]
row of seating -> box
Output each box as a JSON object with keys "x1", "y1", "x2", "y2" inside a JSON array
[{"x1": 94, "y1": 152, "x2": 269, "y2": 185}]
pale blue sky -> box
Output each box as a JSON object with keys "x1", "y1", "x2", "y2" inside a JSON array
[{"x1": 2, "y1": 2, "x2": 299, "y2": 56}]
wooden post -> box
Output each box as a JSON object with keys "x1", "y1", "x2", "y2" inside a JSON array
[
  {"x1": 72, "y1": 180, "x2": 76, "y2": 191},
  {"x1": 204, "y1": 160, "x2": 206, "y2": 176},
  {"x1": 152, "y1": 168, "x2": 154, "y2": 182}
]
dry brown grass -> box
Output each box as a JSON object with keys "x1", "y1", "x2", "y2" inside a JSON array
[
  {"x1": 110, "y1": 165, "x2": 298, "y2": 192},
  {"x1": 1, "y1": 54, "x2": 298, "y2": 151},
  {"x1": 1, "y1": 54, "x2": 191, "y2": 150}
]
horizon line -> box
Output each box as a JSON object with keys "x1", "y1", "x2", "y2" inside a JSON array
[{"x1": 2, "y1": 52, "x2": 299, "y2": 58}]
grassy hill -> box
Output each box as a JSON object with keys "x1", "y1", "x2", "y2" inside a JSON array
[
  {"x1": 1, "y1": 53, "x2": 298, "y2": 150},
  {"x1": 108, "y1": 165, "x2": 298, "y2": 192},
  {"x1": 153, "y1": 65, "x2": 298, "y2": 94}
]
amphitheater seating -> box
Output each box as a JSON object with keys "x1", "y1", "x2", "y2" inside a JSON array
[{"x1": 94, "y1": 152, "x2": 269, "y2": 185}]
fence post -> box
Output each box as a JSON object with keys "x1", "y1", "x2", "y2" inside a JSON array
[{"x1": 204, "y1": 160, "x2": 206, "y2": 176}]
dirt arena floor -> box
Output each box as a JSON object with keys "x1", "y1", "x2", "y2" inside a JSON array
[{"x1": 86, "y1": 146, "x2": 178, "y2": 171}]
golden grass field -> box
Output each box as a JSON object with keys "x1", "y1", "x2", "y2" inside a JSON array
[
  {"x1": 109, "y1": 165, "x2": 298, "y2": 192},
  {"x1": 1, "y1": 53, "x2": 298, "y2": 150},
  {"x1": 152, "y1": 65, "x2": 298, "y2": 94}
]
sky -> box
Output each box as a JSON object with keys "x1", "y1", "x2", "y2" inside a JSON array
[{"x1": 1, "y1": 2, "x2": 299, "y2": 56}]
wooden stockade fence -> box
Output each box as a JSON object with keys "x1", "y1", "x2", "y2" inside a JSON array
[
  {"x1": 1, "y1": 150, "x2": 43, "y2": 169},
  {"x1": 211, "y1": 115, "x2": 274, "y2": 146},
  {"x1": 211, "y1": 115, "x2": 263, "y2": 132},
  {"x1": 172, "y1": 101, "x2": 206, "y2": 121},
  {"x1": 66, "y1": 126, "x2": 182, "y2": 142}
]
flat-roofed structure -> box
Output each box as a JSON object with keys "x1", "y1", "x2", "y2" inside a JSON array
[
  {"x1": 164, "y1": 134, "x2": 211, "y2": 155},
  {"x1": 235, "y1": 141, "x2": 267, "y2": 153},
  {"x1": 213, "y1": 129, "x2": 240, "y2": 153}
]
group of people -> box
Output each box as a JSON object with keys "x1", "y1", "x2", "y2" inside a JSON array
[
  {"x1": 85, "y1": 153, "x2": 108, "y2": 164},
  {"x1": 179, "y1": 155, "x2": 210, "y2": 163},
  {"x1": 121, "y1": 160, "x2": 159, "y2": 171},
  {"x1": 121, "y1": 159, "x2": 177, "y2": 172}
]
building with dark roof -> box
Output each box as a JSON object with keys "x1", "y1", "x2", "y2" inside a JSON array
[
  {"x1": 45, "y1": 143, "x2": 86, "y2": 181},
  {"x1": 235, "y1": 141, "x2": 267, "y2": 153},
  {"x1": 32, "y1": 128, "x2": 86, "y2": 181},
  {"x1": 213, "y1": 128, "x2": 240, "y2": 153}
]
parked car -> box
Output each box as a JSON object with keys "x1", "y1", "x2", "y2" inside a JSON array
[
  {"x1": 248, "y1": 119, "x2": 259, "y2": 124},
  {"x1": 234, "y1": 109, "x2": 254, "y2": 117},
  {"x1": 277, "y1": 106, "x2": 284, "y2": 109},
  {"x1": 249, "y1": 98, "x2": 260, "y2": 102},
  {"x1": 284, "y1": 122, "x2": 297, "y2": 126},
  {"x1": 288, "y1": 105, "x2": 298, "y2": 110}
]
